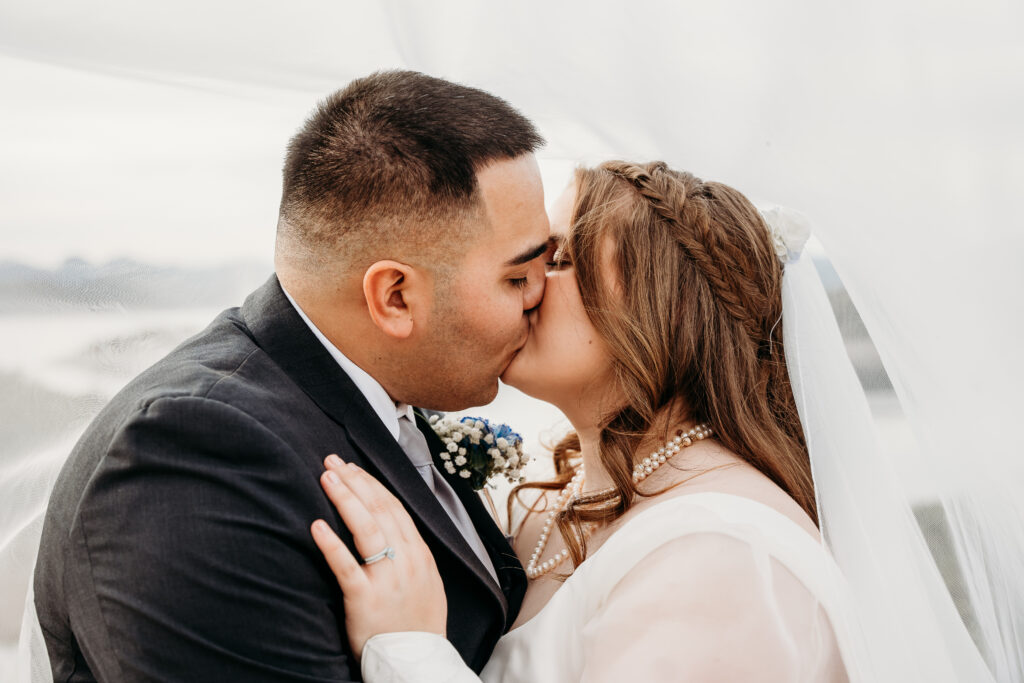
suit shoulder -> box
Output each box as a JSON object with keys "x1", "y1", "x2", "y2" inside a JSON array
[{"x1": 105, "y1": 307, "x2": 290, "y2": 411}]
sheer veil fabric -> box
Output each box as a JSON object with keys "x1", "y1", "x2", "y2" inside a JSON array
[
  {"x1": 779, "y1": 230, "x2": 1002, "y2": 681},
  {"x1": 1, "y1": 1, "x2": 1022, "y2": 681}
]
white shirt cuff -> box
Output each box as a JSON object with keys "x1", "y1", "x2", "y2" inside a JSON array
[{"x1": 361, "y1": 632, "x2": 481, "y2": 683}]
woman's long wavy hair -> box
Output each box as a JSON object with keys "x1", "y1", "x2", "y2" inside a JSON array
[{"x1": 509, "y1": 161, "x2": 816, "y2": 574}]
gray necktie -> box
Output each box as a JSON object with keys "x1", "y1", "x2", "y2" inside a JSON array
[{"x1": 397, "y1": 414, "x2": 499, "y2": 584}]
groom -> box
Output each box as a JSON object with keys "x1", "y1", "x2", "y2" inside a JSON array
[{"x1": 34, "y1": 70, "x2": 549, "y2": 681}]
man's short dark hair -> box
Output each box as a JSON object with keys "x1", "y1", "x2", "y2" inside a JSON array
[{"x1": 276, "y1": 70, "x2": 544, "y2": 272}]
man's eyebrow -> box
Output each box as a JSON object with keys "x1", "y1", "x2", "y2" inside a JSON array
[{"x1": 505, "y1": 237, "x2": 556, "y2": 267}]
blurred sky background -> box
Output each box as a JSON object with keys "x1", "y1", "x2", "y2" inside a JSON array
[
  {"x1": 2, "y1": 0, "x2": 1021, "y2": 269},
  {"x1": 1, "y1": 0, "x2": 1020, "y2": 478},
  {"x1": 1, "y1": 1, "x2": 1022, "y2": 676}
]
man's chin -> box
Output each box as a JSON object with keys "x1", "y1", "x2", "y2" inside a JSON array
[
  {"x1": 460, "y1": 370, "x2": 503, "y2": 409},
  {"x1": 444, "y1": 379, "x2": 502, "y2": 412},
  {"x1": 446, "y1": 385, "x2": 499, "y2": 412}
]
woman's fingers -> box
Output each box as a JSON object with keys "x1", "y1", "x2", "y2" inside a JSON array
[
  {"x1": 347, "y1": 463, "x2": 424, "y2": 548},
  {"x1": 311, "y1": 456, "x2": 450, "y2": 659},
  {"x1": 319, "y1": 468, "x2": 392, "y2": 562},
  {"x1": 324, "y1": 455, "x2": 416, "y2": 546},
  {"x1": 310, "y1": 519, "x2": 368, "y2": 595}
]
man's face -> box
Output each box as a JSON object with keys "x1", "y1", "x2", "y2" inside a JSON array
[{"x1": 414, "y1": 154, "x2": 550, "y2": 410}]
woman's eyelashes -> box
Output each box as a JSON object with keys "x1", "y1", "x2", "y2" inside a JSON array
[
  {"x1": 546, "y1": 250, "x2": 570, "y2": 270},
  {"x1": 509, "y1": 276, "x2": 530, "y2": 289},
  {"x1": 545, "y1": 239, "x2": 570, "y2": 270}
]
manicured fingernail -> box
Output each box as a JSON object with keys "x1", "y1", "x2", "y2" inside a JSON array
[
  {"x1": 326, "y1": 454, "x2": 343, "y2": 468},
  {"x1": 324, "y1": 470, "x2": 340, "y2": 485},
  {"x1": 347, "y1": 463, "x2": 361, "y2": 472},
  {"x1": 313, "y1": 519, "x2": 329, "y2": 534}
]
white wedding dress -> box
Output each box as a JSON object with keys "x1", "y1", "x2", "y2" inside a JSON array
[{"x1": 361, "y1": 491, "x2": 855, "y2": 683}]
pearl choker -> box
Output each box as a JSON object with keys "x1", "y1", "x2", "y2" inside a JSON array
[{"x1": 525, "y1": 423, "x2": 714, "y2": 580}]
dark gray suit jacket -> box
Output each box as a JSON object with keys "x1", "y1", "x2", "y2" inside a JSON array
[{"x1": 33, "y1": 275, "x2": 526, "y2": 682}]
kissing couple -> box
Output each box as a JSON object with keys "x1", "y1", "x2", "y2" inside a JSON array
[{"x1": 31, "y1": 70, "x2": 988, "y2": 682}]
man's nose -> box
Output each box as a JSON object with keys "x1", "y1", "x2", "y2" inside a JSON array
[{"x1": 523, "y1": 262, "x2": 546, "y2": 311}]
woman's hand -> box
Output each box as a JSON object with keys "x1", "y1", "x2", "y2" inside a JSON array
[{"x1": 311, "y1": 455, "x2": 448, "y2": 660}]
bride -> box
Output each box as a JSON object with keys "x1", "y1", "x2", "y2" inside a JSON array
[{"x1": 310, "y1": 160, "x2": 873, "y2": 682}]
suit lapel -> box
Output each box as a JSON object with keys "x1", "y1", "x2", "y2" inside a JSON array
[
  {"x1": 242, "y1": 275, "x2": 511, "y2": 620},
  {"x1": 242, "y1": 274, "x2": 356, "y2": 431},
  {"x1": 416, "y1": 412, "x2": 527, "y2": 629},
  {"x1": 342, "y1": 406, "x2": 509, "y2": 617}
]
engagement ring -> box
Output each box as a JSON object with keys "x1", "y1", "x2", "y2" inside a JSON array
[{"x1": 363, "y1": 546, "x2": 396, "y2": 565}]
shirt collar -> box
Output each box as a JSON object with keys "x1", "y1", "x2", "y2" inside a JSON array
[{"x1": 281, "y1": 285, "x2": 404, "y2": 442}]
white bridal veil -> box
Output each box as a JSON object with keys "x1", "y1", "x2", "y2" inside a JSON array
[
  {"x1": 775, "y1": 211, "x2": 1015, "y2": 681},
  {"x1": 1, "y1": 0, "x2": 1021, "y2": 681}
]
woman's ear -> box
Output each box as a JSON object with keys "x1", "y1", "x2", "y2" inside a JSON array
[{"x1": 362, "y1": 260, "x2": 423, "y2": 339}]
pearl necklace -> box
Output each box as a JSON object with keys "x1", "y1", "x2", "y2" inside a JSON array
[
  {"x1": 632, "y1": 422, "x2": 714, "y2": 483},
  {"x1": 525, "y1": 422, "x2": 714, "y2": 580},
  {"x1": 525, "y1": 467, "x2": 585, "y2": 579}
]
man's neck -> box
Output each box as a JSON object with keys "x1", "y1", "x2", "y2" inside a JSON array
[{"x1": 280, "y1": 284, "x2": 403, "y2": 439}]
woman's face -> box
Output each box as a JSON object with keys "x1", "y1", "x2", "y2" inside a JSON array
[{"x1": 501, "y1": 183, "x2": 620, "y2": 419}]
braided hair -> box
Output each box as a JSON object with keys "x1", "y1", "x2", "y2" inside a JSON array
[{"x1": 511, "y1": 161, "x2": 815, "y2": 575}]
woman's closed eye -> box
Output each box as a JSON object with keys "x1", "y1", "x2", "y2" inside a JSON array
[
  {"x1": 545, "y1": 237, "x2": 570, "y2": 270},
  {"x1": 546, "y1": 248, "x2": 571, "y2": 270}
]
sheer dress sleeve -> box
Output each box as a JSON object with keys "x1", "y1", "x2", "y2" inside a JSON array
[
  {"x1": 579, "y1": 532, "x2": 848, "y2": 683},
  {"x1": 360, "y1": 496, "x2": 850, "y2": 683}
]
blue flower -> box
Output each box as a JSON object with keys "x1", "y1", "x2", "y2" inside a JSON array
[{"x1": 429, "y1": 415, "x2": 528, "y2": 490}]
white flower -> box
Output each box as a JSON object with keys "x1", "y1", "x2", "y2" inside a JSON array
[
  {"x1": 429, "y1": 416, "x2": 528, "y2": 490},
  {"x1": 759, "y1": 205, "x2": 811, "y2": 264}
]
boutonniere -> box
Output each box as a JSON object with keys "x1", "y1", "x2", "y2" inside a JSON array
[{"x1": 428, "y1": 414, "x2": 528, "y2": 491}]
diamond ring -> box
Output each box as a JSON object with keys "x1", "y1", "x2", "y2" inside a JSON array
[{"x1": 363, "y1": 546, "x2": 397, "y2": 565}]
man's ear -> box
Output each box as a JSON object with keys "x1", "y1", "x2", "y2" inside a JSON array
[{"x1": 362, "y1": 260, "x2": 426, "y2": 339}]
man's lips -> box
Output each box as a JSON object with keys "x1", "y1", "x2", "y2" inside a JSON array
[
  {"x1": 516, "y1": 317, "x2": 533, "y2": 352},
  {"x1": 507, "y1": 335, "x2": 528, "y2": 363},
  {"x1": 500, "y1": 324, "x2": 532, "y2": 375},
  {"x1": 518, "y1": 326, "x2": 531, "y2": 349}
]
